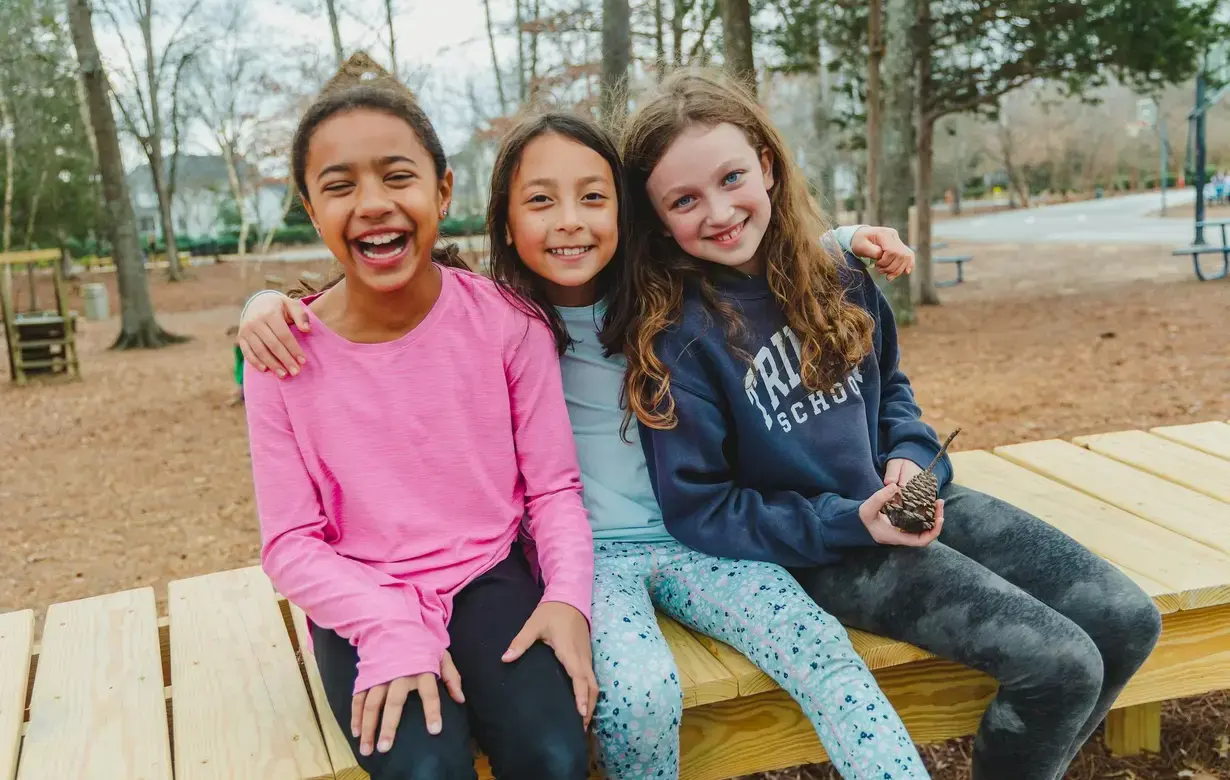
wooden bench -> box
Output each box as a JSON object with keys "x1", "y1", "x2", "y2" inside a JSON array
[
  {"x1": 1171, "y1": 218, "x2": 1230, "y2": 281},
  {"x1": 934, "y1": 254, "x2": 974, "y2": 287},
  {"x1": 7, "y1": 422, "x2": 1230, "y2": 780}
]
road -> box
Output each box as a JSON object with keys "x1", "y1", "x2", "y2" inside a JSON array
[{"x1": 933, "y1": 189, "x2": 1200, "y2": 245}]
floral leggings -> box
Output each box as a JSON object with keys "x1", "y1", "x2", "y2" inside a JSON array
[{"x1": 590, "y1": 540, "x2": 928, "y2": 780}]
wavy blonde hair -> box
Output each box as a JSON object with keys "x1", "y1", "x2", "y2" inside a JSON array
[{"x1": 614, "y1": 69, "x2": 875, "y2": 432}]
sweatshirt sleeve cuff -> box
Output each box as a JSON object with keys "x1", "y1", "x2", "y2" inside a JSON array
[
  {"x1": 817, "y1": 499, "x2": 877, "y2": 548},
  {"x1": 354, "y1": 645, "x2": 443, "y2": 695},
  {"x1": 887, "y1": 441, "x2": 945, "y2": 476},
  {"x1": 831, "y1": 224, "x2": 867, "y2": 256}
]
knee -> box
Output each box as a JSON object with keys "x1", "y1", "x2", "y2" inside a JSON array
[
  {"x1": 594, "y1": 655, "x2": 685, "y2": 733},
  {"x1": 1103, "y1": 586, "x2": 1162, "y2": 668},
  {"x1": 1011, "y1": 623, "x2": 1104, "y2": 703},
  {"x1": 372, "y1": 748, "x2": 475, "y2": 780},
  {"x1": 510, "y1": 727, "x2": 590, "y2": 780}
]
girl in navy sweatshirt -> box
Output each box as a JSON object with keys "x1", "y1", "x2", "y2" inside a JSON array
[{"x1": 613, "y1": 69, "x2": 1162, "y2": 780}]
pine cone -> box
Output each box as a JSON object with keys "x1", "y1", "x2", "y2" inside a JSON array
[{"x1": 883, "y1": 429, "x2": 961, "y2": 534}]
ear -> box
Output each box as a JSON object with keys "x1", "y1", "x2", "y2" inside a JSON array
[
  {"x1": 302, "y1": 196, "x2": 321, "y2": 234},
  {"x1": 438, "y1": 167, "x2": 455, "y2": 218},
  {"x1": 759, "y1": 147, "x2": 776, "y2": 192}
]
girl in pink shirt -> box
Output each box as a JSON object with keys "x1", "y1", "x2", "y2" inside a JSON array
[{"x1": 242, "y1": 60, "x2": 596, "y2": 780}]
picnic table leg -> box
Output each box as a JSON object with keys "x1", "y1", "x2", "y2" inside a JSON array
[{"x1": 1104, "y1": 701, "x2": 1161, "y2": 756}]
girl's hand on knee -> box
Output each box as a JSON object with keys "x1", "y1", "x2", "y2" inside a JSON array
[
  {"x1": 503, "y1": 601, "x2": 600, "y2": 729},
  {"x1": 859, "y1": 484, "x2": 943, "y2": 547},
  {"x1": 351, "y1": 672, "x2": 441, "y2": 757},
  {"x1": 440, "y1": 650, "x2": 465, "y2": 705},
  {"x1": 237, "y1": 292, "x2": 310, "y2": 378}
]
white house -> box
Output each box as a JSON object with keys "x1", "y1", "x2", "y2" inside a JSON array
[{"x1": 127, "y1": 154, "x2": 289, "y2": 240}]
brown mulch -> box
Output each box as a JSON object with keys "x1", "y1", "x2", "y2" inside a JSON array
[{"x1": 3, "y1": 242, "x2": 1229, "y2": 779}]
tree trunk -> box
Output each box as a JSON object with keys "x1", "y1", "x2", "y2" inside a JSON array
[
  {"x1": 601, "y1": 0, "x2": 631, "y2": 127},
  {"x1": 140, "y1": 2, "x2": 182, "y2": 281},
  {"x1": 813, "y1": 19, "x2": 835, "y2": 214},
  {"x1": 719, "y1": 0, "x2": 755, "y2": 94},
  {"x1": 66, "y1": 0, "x2": 184, "y2": 348},
  {"x1": 0, "y1": 93, "x2": 13, "y2": 255},
  {"x1": 876, "y1": 0, "x2": 916, "y2": 325},
  {"x1": 220, "y1": 142, "x2": 250, "y2": 256},
  {"x1": 654, "y1": 0, "x2": 667, "y2": 80},
  {"x1": 482, "y1": 0, "x2": 507, "y2": 114},
  {"x1": 384, "y1": 0, "x2": 398, "y2": 78},
  {"x1": 528, "y1": 0, "x2": 540, "y2": 103},
  {"x1": 915, "y1": 0, "x2": 938, "y2": 306},
  {"x1": 259, "y1": 180, "x2": 297, "y2": 255},
  {"x1": 516, "y1": 0, "x2": 526, "y2": 103},
  {"x1": 672, "y1": 0, "x2": 686, "y2": 67},
  {"x1": 325, "y1": 0, "x2": 344, "y2": 67},
  {"x1": 866, "y1": 0, "x2": 884, "y2": 223},
  {"x1": 23, "y1": 170, "x2": 49, "y2": 248}
]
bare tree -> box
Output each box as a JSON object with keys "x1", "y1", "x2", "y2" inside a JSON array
[
  {"x1": 100, "y1": 0, "x2": 201, "y2": 281},
  {"x1": 601, "y1": 0, "x2": 631, "y2": 125},
  {"x1": 0, "y1": 90, "x2": 12, "y2": 254},
  {"x1": 913, "y1": 0, "x2": 938, "y2": 304},
  {"x1": 876, "y1": 0, "x2": 915, "y2": 324},
  {"x1": 719, "y1": 0, "x2": 754, "y2": 94},
  {"x1": 866, "y1": 0, "x2": 883, "y2": 222},
  {"x1": 482, "y1": 0, "x2": 508, "y2": 114},
  {"x1": 325, "y1": 0, "x2": 344, "y2": 66},
  {"x1": 384, "y1": 0, "x2": 398, "y2": 79},
  {"x1": 654, "y1": 0, "x2": 666, "y2": 80},
  {"x1": 66, "y1": 0, "x2": 184, "y2": 348}
]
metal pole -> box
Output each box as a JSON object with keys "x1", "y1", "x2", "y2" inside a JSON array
[{"x1": 1195, "y1": 68, "x2": 1207, "y2": 244}]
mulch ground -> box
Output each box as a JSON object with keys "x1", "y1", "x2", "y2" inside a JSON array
[{"x1": 3, "y1": 242, "x2": 1228, "y2": 779}]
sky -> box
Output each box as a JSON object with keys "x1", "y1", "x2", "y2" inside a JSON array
[{"x1": 98, "y1": 0, "x2": 508, "y2": 165}]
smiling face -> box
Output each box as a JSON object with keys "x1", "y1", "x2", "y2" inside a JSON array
[
  {"x1": 505, "y1": 132, "x2": 619, "y2": 307},
  {"x1": 301, "y1": 108, "x2": 452, "y2": 294},
  {"x1": 644, "y1": 122, "x2": 774, "y2": 276}
]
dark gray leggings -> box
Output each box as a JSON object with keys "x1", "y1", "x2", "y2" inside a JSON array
[{"x1": 791, "y1": 483, "x2": 1162, "y2": 780}]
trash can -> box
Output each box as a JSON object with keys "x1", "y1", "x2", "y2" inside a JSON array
[{"x1": 82, "y1": 283, "x2": 109, "y2": 321}]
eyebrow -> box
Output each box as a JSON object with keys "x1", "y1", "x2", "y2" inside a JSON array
[
  {"x1": 521, "y1": 174, "x2": 610, "y2": 190},
  {"x1": 316, "y1": 155, "x2": 418, "y2": 181}
]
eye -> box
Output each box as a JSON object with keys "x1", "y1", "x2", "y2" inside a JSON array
[
  {"x1": 672, "y1": 194, "x2": 695, "y2": 209},
  {"x1": 722, "y1": 171, "x2": 744, "y2": 186},
  {"x1": 322, "y1": 181, "x2": 353, "y2": 193},
  {"x1": 386, "y1": 172, "x2": 416, "y2": 184},
  {"x1": 527, "y1": 194, "x2": 551, "y2": 205},
  {"x1": 582, "y1": 191, "x2": 607, "y2": 202}
]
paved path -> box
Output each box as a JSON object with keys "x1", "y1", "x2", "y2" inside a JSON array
[{"x1": 934, "y1": 189, "x2": 1200, "y2": 245}]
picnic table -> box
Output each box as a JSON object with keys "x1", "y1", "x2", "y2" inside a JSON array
[
  {"x1": 1171, "y1": 219, "x2": 1230, "y2": 280},
  {"x1": 6, "y1": 421, "x2": 1230, "y2": 780}
]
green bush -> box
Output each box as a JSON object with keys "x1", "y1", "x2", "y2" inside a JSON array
[{"x1": 439, "y1": 214, "x2": 485, "y2": 237}]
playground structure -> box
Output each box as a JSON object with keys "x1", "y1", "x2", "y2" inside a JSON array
[{"x1": 0, "y1": 249, "x2": 81, "y2": 385}]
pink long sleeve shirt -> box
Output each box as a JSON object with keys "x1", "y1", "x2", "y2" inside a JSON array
[{"x1": 243, "y1": 265, "x2": 594, "y2": 694}]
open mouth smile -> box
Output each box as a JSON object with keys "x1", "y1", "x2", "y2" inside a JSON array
[
  {"x1": 706, "y1": 219, "x2": 747, "y2": 246},
  {"x1": 351, "y1": 230, "x2": 411, "y2": 267}
]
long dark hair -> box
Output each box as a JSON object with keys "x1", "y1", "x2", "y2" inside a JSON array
[
  {"x1": 486, "y1": 112, "x2": 632, "y2": 356},
  {"x1": 289, "y1": 53, "x2": 467, "y2": 297}
]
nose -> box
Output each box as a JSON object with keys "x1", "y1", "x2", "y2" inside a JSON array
[
  {"x1": 355, "y1": 180, "x2": 394, "y2": 220},
  {"x1": 557, "y1": 199, "x2": 584, "y2": 233},
  {"x1": 707, "y1": 193, "x2": 735, "y2": 227}
]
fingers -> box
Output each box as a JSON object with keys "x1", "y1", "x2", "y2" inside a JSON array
[
  {"x1": 585, "y1": 670, "x2": 599, "y2": 730},
  {"x1": 502, "y1": 620, "x2": 539, "y2": 663},
  {"x1": 255, "y1": 319, "x2": 304, "y2": 377},
  {"x1": 867, "y1": 482, "x2": 900, "y2": 513},
  {"x1": 237, "y1": 337, "x2": 269, "y2": 374},
  {"x1": 416, "y1": 673, "x2": 443, "y2": 736},
  {"x1": 350, "y1": 690, "x2": 365, "y2": 740},
  {"x1": 286, "y1": 299, "x2": 312, "y2": 332},
  {"x1": 241, "y1": 327, "x2": 285, "y2": 376},
  {"x1": 376, "y1": 679, "x2": 411, "y2": 753},
  {"x1": 555, "y1": 646, "x2": 597, "y2": 726},
  {"x1": 359, "y1": 684, "x2": 388, "y2": 756},
  {"x1": 440, "y1": 652, "x2": 465, "y2": 704}
]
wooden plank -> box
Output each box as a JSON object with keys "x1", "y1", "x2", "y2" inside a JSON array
[
  {"x1": 0, "y1": 611, "x2": 34, "y2": 780},
  {"x1": 0, "y1": 249, "x2": 58, "y2": 266},
  {"x1": 18, "y1": 589, "x2": 171, "y2": 780},
  {"x1": 169, "y1": 567, "x2": 332, "y2": 780},
  {"x1": 289, "y1": 604, "x2": 365, "y2": 780},
  {"x1": 678, "y1": 658, "x2": 997, "y2": 780},
  {"x1": 995, "y1": 439, "x2": 1230, "y2": 556},
  {"x1": 1105, "y1": 702, "x2": 1161, "y2": 755},
  {"x1": 689, "y1": 634, "x2": 778, "y2": 697},
  {"x1": 951, "y1": 450, "x2": 1230, "y2": 611},
  {"x1": 1110, "y1": 603, "x2": 1230, "y2": 709},
  {"x1": 1151, "y1": 421, "x2": 1230, "y2": 461},
  {"x1": 657, "y1": 615, "x2": 739, "y2": 707},
  {"x1": 848, "y1": 628, "x2": 933, "y2": 670},
  {"x1": 1073, "y1": 430, "x2": 1230, "y2": 503}
]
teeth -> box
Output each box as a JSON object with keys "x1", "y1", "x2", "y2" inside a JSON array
[
  {"x1": 549, "y1": 246, "x2": 592, "y2": 257},
  {"x1": 359, "y1": 232, "x2": 402, "y2": 245}
]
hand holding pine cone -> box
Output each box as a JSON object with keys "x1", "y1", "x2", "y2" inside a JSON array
[{"x1": 883, "y1": 429, "x2": 961, "y2": 534}]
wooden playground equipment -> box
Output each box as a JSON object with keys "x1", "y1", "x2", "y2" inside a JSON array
[
  {"x1": 5, "y1": 421, "x2": 1230, "y2": 779},
  {"x1": 0, "y1": 248, "x2": 81, "y2": 385}
]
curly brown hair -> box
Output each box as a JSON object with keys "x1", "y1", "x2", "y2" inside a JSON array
[{"x1": 612, "y1": 68, "x2": 875, "y2": 432}]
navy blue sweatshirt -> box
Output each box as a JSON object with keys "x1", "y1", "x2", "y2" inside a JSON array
[{"x1": 640, "y1": 253, "x2": 953, "y2": 568}]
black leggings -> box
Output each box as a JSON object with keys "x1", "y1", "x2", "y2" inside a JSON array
[
  {"x1": 313, "y1": 546, "x2": 589, "y2": 780},
  {"x1": 792, "y1": 483, "x2": 1162, "y2": 780}
]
